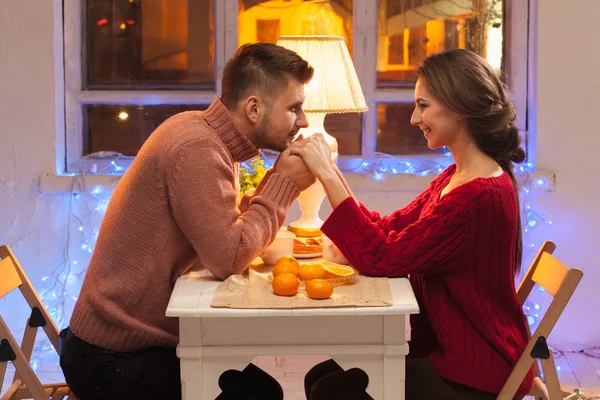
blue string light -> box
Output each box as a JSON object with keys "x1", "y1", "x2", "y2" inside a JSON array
[{"x1": 28, "y1": 152, "x2": 553, "y2": 369}]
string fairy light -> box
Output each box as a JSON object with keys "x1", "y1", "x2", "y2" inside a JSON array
[
  {"x1": 2, "y1": 153, "x2": 128, "y2": 370},
  {"x1": 248, "y1": 151, "x2": 554, "y2": 330},
  {"x1": 2, "y1": 150, "x2": 555, "y2": 370}
]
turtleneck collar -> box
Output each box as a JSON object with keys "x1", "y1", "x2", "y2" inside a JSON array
[{"x1": 203, "y1": 99, "x2": 259, "y2": 162}]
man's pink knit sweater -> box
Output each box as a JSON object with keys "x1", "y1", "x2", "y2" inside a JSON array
[{"x1": 70, "y1": 99, "x2": 300, "y2": 352}]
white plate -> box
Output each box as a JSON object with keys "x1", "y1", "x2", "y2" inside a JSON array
[{"x1": 293, "y1": 252, "x2": 323, "y2": 259}]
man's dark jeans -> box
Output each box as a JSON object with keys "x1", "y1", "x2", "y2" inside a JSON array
[{"x1": 59, "y1": 327, "x2": 181, "y2": 400}]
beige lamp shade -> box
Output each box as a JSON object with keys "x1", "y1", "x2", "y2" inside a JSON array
[{"x1": 276, "y1": 35, "x2": 368, "y2": 114}]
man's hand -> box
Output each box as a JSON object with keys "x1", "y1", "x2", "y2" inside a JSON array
[
  {"x1": 287, "y1": 134, "x2": 334, "y2": 181},
  {"x1": 274, "y1": 146, "x2": 316, "y2": 191},
  {"x1": 271, "y1": 134, "x2": 303, "y2": 171}
]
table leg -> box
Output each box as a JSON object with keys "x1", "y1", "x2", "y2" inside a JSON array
[
  {"x1": 384, "y1": 353, "x2": 406, "y2": 400},
  {"x1": 178, "y1": 318, "x2": 207, "y2": 400},
  {"x1": 178, "y1": 347, "x2": 203, "y2": 400}
]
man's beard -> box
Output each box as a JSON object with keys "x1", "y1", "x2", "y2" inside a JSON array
[{"x1": 255, "y1": 115, "x2": 297, "y2": 153}]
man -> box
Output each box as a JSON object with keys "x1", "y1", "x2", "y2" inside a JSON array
[{"x1": 60, "y1": 43, "x2": 315, "y2": 399}]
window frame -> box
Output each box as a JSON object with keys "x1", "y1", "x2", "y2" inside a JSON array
[{"x1": 61, "y1": 0, "x2": 530, "y2": 175}]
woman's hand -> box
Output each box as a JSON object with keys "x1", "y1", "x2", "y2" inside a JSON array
[
  {"x1": 290, "y1": 134, "x2": 350, "y2": 208},
  {"x1": 288, "y1": 134, "x2": 335, "y2": 180}
]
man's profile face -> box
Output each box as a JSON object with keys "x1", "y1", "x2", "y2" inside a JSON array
[{"x1": 254, "y1": 78, "x2": 309, "y2": 152}]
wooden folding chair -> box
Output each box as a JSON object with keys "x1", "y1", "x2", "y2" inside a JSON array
[
  {"x1": 497, "y1": 241, "x2": 584, "y2": 400},
  {"x1": 0, "y1": 245, "x2": 76, "y2": 400}
]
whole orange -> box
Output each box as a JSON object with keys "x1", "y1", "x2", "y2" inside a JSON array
[
  {"x1": 273, "y1": 255, "x2": 300, "y2": 277},
  {"x1": 272, "y1": 272, "x2": 299, "y2": 296},
  {"x1": 305, "y1": 279, "x2": 334, "y2": 300},
  {"x1": 297, "y1": 262, "x2": 325, "y2": 281}
]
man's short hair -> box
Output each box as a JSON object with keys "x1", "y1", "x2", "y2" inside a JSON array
[{"x1": 221, "y1": 43, "x2": 314, "y2": 109}]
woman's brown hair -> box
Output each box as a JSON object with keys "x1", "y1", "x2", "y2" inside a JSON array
[{"x1": 417, "y1": 48, "x2": 526, "y2": 275}]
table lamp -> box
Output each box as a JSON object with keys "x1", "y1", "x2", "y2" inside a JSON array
[{"x1": 276, "y1": 35, "x2": 368, "y2": 237}]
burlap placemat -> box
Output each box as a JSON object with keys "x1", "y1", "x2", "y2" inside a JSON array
[{"x1": 210, "y1": 268, "x2": 393, "y2": 309}]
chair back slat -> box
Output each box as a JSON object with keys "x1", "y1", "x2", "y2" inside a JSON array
[
  {"x1": 0, "y1": 245, "x2": 61, "y2": 352},
  {"x1": 497, "y1": 241, "x2": 584, "y2": 400},
  {"x1": 532, "y1": 252, "x2": 570, "y2": 297},
  {"x1": 0, "y1": 244, "x2": 73, "y2": 399},
  {"x1": 516, "y1": 241, "x2": 556, "y2": 305},
  {"x1": 0, "y1": 256, "x2": 22, "y2": 299},
  {"x1": 530, "y1": 268, "x2": 583, "y2": 339}
]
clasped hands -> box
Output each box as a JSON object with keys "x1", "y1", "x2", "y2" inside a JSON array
[{"x1": 273, "y1": 133, "x2": 335, "y2": 191}]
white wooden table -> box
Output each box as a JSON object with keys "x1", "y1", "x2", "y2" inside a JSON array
[{"x1": 166, "y1": 266, "x2": 419, "y2": 400}]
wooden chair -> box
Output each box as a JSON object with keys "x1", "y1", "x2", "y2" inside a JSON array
[
  {"x1": 497, "y1": 241, "x2": 584, "y2": 400},
  {"x1": 0, "y1": 244, "x2": 76, "y2": 399}
]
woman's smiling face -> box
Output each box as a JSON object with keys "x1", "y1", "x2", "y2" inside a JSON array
[{"x1": 410, "y1": 78, "x2": 463, "y2": 150}]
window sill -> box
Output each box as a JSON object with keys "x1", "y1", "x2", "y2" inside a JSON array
[
  {"x1": 39, "y1": 169, "x2": 555, "y2": 194},
  {"x1": 39, "y1": 172, "x2": 436, "y2": 194},
  {"x1": 39, "y1": 174, "x2": 122, "y2": 194}
]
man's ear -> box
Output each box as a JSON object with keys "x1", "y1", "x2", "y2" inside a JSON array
[{"x1": 243, "y1": 96, "x2": 260, "y2": 124}]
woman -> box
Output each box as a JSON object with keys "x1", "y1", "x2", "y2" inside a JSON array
[{"x1": 292, "y1": 49, "x2": 533, "y2": 400}]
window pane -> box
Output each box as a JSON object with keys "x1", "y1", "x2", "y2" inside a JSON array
[
  {"x1": 376, "y1": 103, "x2": 444, "y2": 155},
  {"x1": 238, "y1": 0, "x2": 358, "y2": 155},
  {"x1": 325, "y1": 113, "x2": 362, "y2": 155},
  {"x1": 83, "y1": 104, "x2": 209, "y2": 156},
  {"x1": 85, "y1": 0, "x2": 214, "y2": 89},
  {"x1": 238, "y1": 0, "x2": 353, "y2": 54},
  {"x1": 377, "y1": 0, "x2": 504, "y2": 87}
]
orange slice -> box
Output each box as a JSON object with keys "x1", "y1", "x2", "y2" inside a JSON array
[{"x1": 323, "y1": 264, "x2": 355, "y2": 279}]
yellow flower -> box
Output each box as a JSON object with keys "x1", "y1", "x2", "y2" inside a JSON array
[{"x1": 239, "y1": 156, "x2": 267, "y2": 195}]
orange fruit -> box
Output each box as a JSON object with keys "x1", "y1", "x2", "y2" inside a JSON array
[
  {"x1": 273, "y1": 255, "x2": 300, "y2": 277},
  {"x1": 272, "y1": 272, "x2": 299, "y2": 296},
  {"x1": 298, "y1": 262, "x2": 325, "y2": 281},
  {"x1": 276, "y1": 255, "x2": 300, "y2": 268},
  {"x1": 323, "y1": 264, "x2": 355, "y2": 279},
  {"x1": 305, "y1": 279, "x2": 334, "y2": 300}
]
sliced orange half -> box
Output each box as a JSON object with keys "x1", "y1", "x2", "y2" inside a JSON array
[{"x1": 323, "y1": 263, "x2": 355, "y2": 279}]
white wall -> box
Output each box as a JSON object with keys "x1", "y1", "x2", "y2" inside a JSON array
[
  {"x1": 0, "y1": 0, "x2": 599, "y2": 353},
  {"x1": 528, "y1": 0, "x2": 600, "y2": 350},
  {"x1": 0, "y1": 0, "x2": 71, "y2": 336}
]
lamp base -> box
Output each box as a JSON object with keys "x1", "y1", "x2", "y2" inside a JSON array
[
  {"x1": 288, "y1": 177, "x2": 327, "y2": 237},
  {"x1": 288, "y1": 113, "x2": 337, "y2": 237}
]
